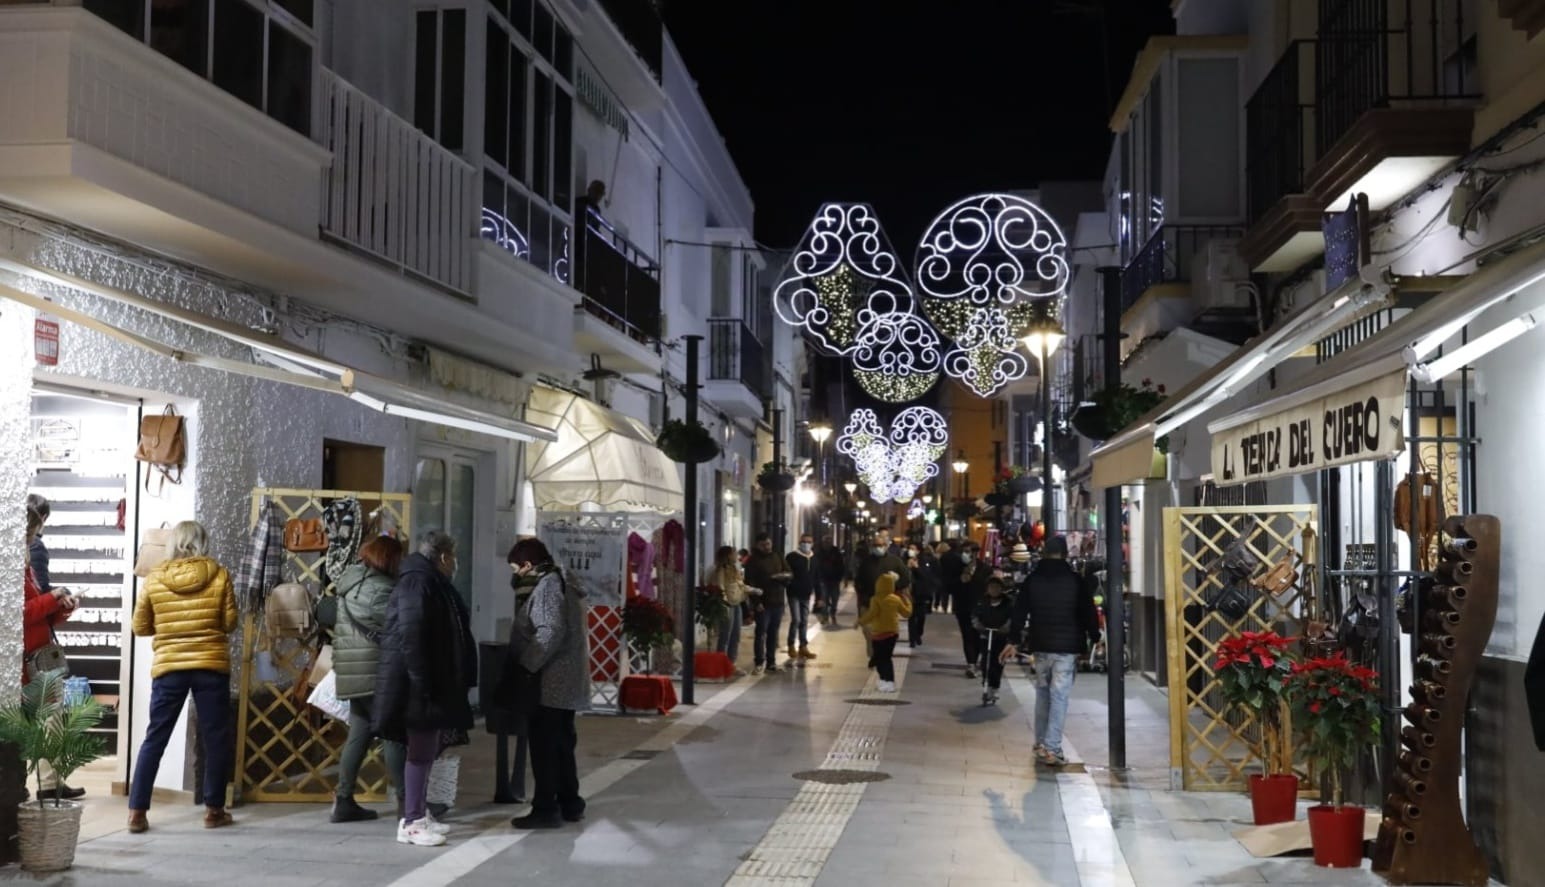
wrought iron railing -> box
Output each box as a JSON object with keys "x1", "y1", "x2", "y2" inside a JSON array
[
  {"x1": 1315, "y1": 0, "x2": 1478, "y2": 157},
  {"x1": 1247, "y1": 40, "x2": 1317, "y2": 223},
  {"x1": 707, "y1": 317, "x2": 769, "y2": 400},
  {"x1": 573, "y1": 206, "x2": 660, "y2": 343},
  {"x1": 598, "y1": 0, "x2": 663, "y2": 83},
  {"x1": 1120, "y1": 225, "x2": 1247, "y2": 313}
]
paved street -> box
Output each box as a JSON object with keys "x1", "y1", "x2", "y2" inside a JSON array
[{"x1": 12, "y1": 604, "x2": 1396, "y2": 887}]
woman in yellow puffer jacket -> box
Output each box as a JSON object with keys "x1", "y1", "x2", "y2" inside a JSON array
[{"x1": 127, "y1": 520, "x2": 238, "y2": 835}]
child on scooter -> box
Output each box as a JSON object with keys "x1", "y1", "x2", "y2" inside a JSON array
[{"x1": 972, "y1": 577, "x2": 1015, "y2": 705}]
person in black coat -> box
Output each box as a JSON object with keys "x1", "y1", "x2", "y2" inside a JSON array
[
  {"x1": 906, "y1": 543, "x2": 940, "y2": 648},
  {"x1": 947, "y1": 540, "x2": 986, "y2": 677},
  {"x1": 815, "y1": 538, "x2": 846, "y2": 625},
  {"x1": 373, "y1": 530, "x2": 474, "y2": 846}
]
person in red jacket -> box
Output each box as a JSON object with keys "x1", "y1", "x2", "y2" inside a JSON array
[{"x1": 24, "y1": 504, "x2": 81, "y2": 801}]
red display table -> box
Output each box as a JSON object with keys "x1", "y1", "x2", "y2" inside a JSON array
[
  {"x1": 694, "y1": 651, "x2": 735, "y2": 680},
  {"x1": 619, "y1": 675, "x2": 678, "y2": 714}
]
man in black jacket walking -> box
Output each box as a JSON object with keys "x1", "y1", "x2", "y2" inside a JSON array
[{"x1": 1002, "y1": 536, "x2": 1100, "y2": 767}]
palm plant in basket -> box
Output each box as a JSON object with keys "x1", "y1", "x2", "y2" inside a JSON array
[
  {"x1": 1214, "y1": 630, "x2": 1298, "y2": 824},
  {"x1": 1287, "y1": 652, "x2": 1381, "y2": 867},
  {"x1": 0, "y1": 671, "x2": 108, "y2": 872}
]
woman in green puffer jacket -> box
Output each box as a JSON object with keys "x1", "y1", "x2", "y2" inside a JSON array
[{"x1": 329, "y1": 535, "x2": 406, "y2": 823}]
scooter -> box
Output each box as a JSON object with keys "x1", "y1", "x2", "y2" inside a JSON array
[{"x1": 978, "y1": 627, "x2": 997, "y2": 706}]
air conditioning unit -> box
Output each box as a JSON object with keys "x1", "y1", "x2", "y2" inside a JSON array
[{"x1": 1196, "y1": 238, "x2": 1252, "y2": 311}]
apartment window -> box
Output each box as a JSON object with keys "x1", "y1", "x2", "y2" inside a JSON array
[
  {"x1": 711, "y1": 244, "x2": 732, "y2": 316},
  {"x1": 84, "y1": 0, "x2": 315, "y2": 136},
  {"x1": 481, "y1": 3, "x2": 576, "y2": 283},
  {"x1": 414, "y1": 8, "x2": 466, "y2": 151}
]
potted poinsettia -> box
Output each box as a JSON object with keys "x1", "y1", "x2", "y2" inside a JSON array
[
  {"x1": 1214, "y1": 630, "x2": 1298, "y2": 824},
  {"x1": 623, "y1": 594, "x2": 677, "y2": 674},
  {"x1": 1287, "y1": 652, "x2": 1381, "y2": 868},
  {"x1": 996, "y1": 465, "x2": 1039, "y2": 495}
]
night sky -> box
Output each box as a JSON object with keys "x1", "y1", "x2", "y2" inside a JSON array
[{"x1": 665, "y1": 0, "x2": 1176, "y2": 253}]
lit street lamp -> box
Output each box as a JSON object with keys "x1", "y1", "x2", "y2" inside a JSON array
[
  {"x1": 1021, "y1": 306, "x2": 1067, "y2": 534},
  {"x1": 951, "y1": 450, "x2": 969, "y2": 499}
]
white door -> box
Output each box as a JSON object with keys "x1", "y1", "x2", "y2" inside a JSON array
[{"x1": 412, "y1": 448, "x2": 498, "y2": 643}]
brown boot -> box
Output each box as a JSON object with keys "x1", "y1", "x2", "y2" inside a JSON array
[
  {"x1": 800, "y1": 646, "x2": 817, "y2": 660},
  {"x1": 203, "y1": 807, "x2": 233, "y2": 829},
  {"x1": 127, "y1": 810, "x2": 148, "y2": 834}
]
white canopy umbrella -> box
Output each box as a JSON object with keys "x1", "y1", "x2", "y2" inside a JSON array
[{"x1": 524, "y1": 387, "x2": 684, "y2": 513}]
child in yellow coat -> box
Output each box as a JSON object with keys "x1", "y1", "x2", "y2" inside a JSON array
[{"x1": 859, "y1": 571, "x2": 913, "y2": 693}]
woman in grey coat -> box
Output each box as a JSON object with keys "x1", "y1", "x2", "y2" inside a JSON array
[
  {"x1": 329, "y1": 535, "x2": 406, "y2": 823},
  {"x1": 505, "y1": 537, "x2": 588, "y2": 829}
]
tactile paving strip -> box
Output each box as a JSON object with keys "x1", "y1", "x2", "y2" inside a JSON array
[{"x1": 724, "y1": 661, "x2": 910, "y2": 886}]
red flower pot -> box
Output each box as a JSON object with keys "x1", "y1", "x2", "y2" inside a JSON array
[
  {"x1": 1307, "y1": 804, "x2": 1366, "y2": 868},
  {"x1": 1248, "y1": 774, "x2": 1299, "y2": 825}
]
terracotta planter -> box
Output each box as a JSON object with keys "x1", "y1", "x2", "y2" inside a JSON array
[
  {"x1": 1248, "y1": 774, "x2": 1298, "y2": 825},
  {"x1": 1307, "y1": 804, "x2": 1366, "y2": 868}
]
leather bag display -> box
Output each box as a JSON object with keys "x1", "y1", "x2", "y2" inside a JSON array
[
  {"x1": 133, "y1": 524, "x2": 174, "y2": 578},
  {"x1": 135, "y1": 405, "x2": 186, "y2": 489},
  {"x1": 1394, "y1": 467, "x2": 1441, "y2": 569},
  {"x1": 1251, "y1": 557, "x2": 1298, "y2": 598},
  {"x1": 284, "y1": 518, "x2": 328, "y2": 553}
]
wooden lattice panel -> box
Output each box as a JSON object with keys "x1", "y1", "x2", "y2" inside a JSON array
[
  {"x1": 234, "y1": 488, "x2": 410, "y2": 803},
  {"x1": 1162, "y1": 504, "x2": 1317, "y2": 791}
]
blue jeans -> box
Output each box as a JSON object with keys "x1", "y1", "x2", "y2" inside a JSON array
[
  {"x1": 753, "y1": 602, "x2": 785, "y2": 667},
  {"x1": 819, "y1": 579, "x2": 841, "y2": 620},
  {"x1": 129, "y1": 669, "x2": 231, "y2": 811},
  {"x1": 1033, "y1": 653, "x2": 1078, "y2": 755},
  {"x1": 717, "y1": 602, "x2": 743, "y2": 664},
  {"x1": 786, "y1": 596, "x2": 810, "y2": 649}
]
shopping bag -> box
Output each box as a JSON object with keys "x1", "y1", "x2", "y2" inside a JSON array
[
  {"x1": 427, "y1": 755, "x2": 460, "y2": 807},
  {"x1": 305, "y1": 670, "x2": 350, "y2": 722}
]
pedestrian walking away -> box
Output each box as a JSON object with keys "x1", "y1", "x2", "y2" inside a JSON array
[
  {"x1": 859, "y1": 571, "x2": 912, "y2": 693},
  {"x1": 785, "y1": 534, "x2": 819, "y2": 662},
  {"x1": 972, "y1": 577, "x2": 1014, "y2": 706},
  {"x1": 815, "y1": 537, "x2": 846, "y2": 625},
  {"x1": 1002, "y1": 535, "x2": 1101, "y2": 768},
  {"x1": 743, "y1": 532, "x2": 792, "y2": 673}
]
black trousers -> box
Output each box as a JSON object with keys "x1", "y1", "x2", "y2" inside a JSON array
[
  {"x1": 955, "y1": 608, "x2": 980, "y2": 665},
  {"x1": 872, "y1": 636, "x2": 898, "y2": 682},
  {"x1": 527, "y1": 705, "x2": 582, "y2": 818},
  {"x1": 908, "y1": 594, "x2": 929, "y2": 645},
  {"x1": 982, "y1": 630, "x2": 1010, "y2": 689}
]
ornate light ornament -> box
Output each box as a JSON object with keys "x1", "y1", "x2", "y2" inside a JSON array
[
  {"x1": 835, "y1": 407, "x2": 949, "y2": 504},
  {"x1": 915, "y1": 193, "x2": 1070, "y2": 397},
  {"x1": 775, "y1": 203, "x2": 940, "y2": 402}
]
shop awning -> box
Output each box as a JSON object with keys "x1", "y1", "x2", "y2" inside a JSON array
[
  {"x1": 1201, "y1": 233, "x2": 1545, "y2": 482},
  {"x1": 523, "y1": 386, "x2": 683, "y2": 513},
  {"x1": 1089, "y1": 274, "x2": 1393, "y2": 487},
  {"x1": 0, "y1": 272, "x2": 556, "y2": 443}
]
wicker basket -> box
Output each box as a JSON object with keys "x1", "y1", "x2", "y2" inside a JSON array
[{"x1": 17, "y1": 800, "x2": 83, "y2": 872}]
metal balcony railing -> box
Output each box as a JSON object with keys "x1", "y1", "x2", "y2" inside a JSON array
[
  {"x1": 572, "y1": 206, "x2": 661, "y2": 343},
  {"x1": 1315, "y1": 0, "x2": 1478, "y2": 157},
  {"x1": 598, "y1": 0, "x2": 663, "y2": 83},
  {"x1": 1120, "y1": 225, "x2": 1246, "y2": 313},
  {"x1": 708, "y1": 317, "x2": 769, "y2": 401},
  {"x1": 1247, "y1": 40, "x2": 1317, "y2": 223},
  {"x1": 318, "y1": 70, "x2": 475, "y2": 295}
]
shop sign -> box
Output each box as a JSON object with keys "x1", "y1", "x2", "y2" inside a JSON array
[
  {"x1": 539, "y1": 518, "x2": 624, "y2": 607},
  {"x1": 34, "y1": 316, "x2": 59, "y2": 366},
  {"x1": 1211, "y1": 369, "x2": 1406, "y2": 484}
]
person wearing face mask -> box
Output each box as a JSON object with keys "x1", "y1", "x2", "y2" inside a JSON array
[
  {"x1": 373, "y1": 531, "x2": 474, "y2": 847},
  {"x1": 743, "y1": 532, "x2": 792, "y2": 674},
  {"x1": 785, "y1": 534, "x2": 818, "y2": 661},
  {"x1": 855, "y1": 530, "x2": 911, "y2": 617},
  {"x1": 906, "y1": 543, "x2": 939, "y2": 648},
  {"x1": 950, "y1": 541, "x2": 985, "y2": 678}
]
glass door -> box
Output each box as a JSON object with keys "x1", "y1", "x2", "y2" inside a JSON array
[{"x1": 412, "y1": 453, "x2": 477, "y2": 605}]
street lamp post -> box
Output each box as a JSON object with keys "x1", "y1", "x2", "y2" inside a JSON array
[
  {"x1": 809, "y1": 422, "x2": 833, "y2": 539},
  {"x1": 1020, "y1": 307, "x2": 1066, "y2": 535},
  {"x1": 842, "y1": 481, "x2": 857, "y2": 550},
  {"x1": 951, "y1": 451, "x2": 969, "y2": 499}
]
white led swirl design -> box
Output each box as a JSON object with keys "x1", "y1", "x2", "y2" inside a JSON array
[{"x1": 837, "y1": 408, "x2": 949, "y2": 505}]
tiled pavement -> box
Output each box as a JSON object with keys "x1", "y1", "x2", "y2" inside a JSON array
[{"x1": 2, "y1": 598, "x2": 1419, "y2": 886}]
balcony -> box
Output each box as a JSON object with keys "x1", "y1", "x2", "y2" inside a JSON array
[
  {"x1": 1121, "y1": 224, "x2": 1246, "y2": 314},
  {"x1": 598, "y1": 0, "x2": 663, "y2": 82},
  {"x1": 572, "y1": 205, "x2": 662, "y2": 372},
  {"x1": 706, "y1": 317, "x2": 769, "y2": 419},
  {"x1": 1241, "y1": 40, "x2": 1326, "y2": 272},
  {"x1": 319, "y1": 71, "x2": 475, "y2": 296}
]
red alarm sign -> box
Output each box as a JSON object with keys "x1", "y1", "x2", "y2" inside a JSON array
[{"x1": 34, "y1": 317, "x2": 59, "y2": 366}]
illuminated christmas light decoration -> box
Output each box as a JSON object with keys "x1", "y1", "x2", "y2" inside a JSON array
[
  {"x1": 853, "y1": 368, "x2": 938, "y2": 403},
  {"x1": 907, "y1": 499, "x2": 926, "y2": 519},
  {"x1": 836, "y1": 407, "x2": 949, "y2": 505},
  {"x1": 913, "y1": 193, "x2": 1070, "y2": 398}
]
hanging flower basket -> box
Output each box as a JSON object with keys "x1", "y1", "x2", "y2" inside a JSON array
[
  {"x1": 984, "y1": 491, "x2": 1014, "y2": 508},
  {"x1": 757, "y1": 462, "x2": 796, "y2": 492},
  {"x1": 1008, "y1": 475, "x2": 1040, "y2": 494},
  {"x1": 657, "y1": 419, "x2": 721, "y2": 464},
  {"x1": 1072, "y1": 379, "x2": 1168, "y2": 446}
]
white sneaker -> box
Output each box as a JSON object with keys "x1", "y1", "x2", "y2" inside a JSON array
[
  {"x1": 877, "y1": 680, "x2": 897, "y2": 693},
  {"x1": 420, "y1": 812, "x2": 451, "y2": 835},
  {"x1": 752, "y1": 664, "x2": 765, "y2": 676},
  {"x1": 397, "y1": 818, "x2": 447, "y2": 846}
]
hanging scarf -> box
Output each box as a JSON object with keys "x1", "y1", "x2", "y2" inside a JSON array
[
  {"x1": 659, "y1": 519, "x2": 684, "y2": 571},
  {"x1": 629, "y1": 532, "x2": 656, "y2": 599},
  {"x1": 323, "y1": 497, "x2": 364, "y2": 586}
]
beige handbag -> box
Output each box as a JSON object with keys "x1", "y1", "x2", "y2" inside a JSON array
[{"x1": 133, "y1": 524, "x2": 173, "y2": 578}]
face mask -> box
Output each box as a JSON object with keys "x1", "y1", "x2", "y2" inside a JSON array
[
  {"x1": 871, "y1": 546, "x2": 887, "y2": 556},
  {"x1": 799, "y1": 543, "x2": 813, "y2": 554},
  {"x1": 906, "y1": 549, "x2": 918, "y2": 559}
]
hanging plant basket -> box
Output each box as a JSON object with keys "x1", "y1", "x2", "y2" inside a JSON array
[
  {"x1": 984, "y1": 491, "x2": 1014, "y2": 508},
  {"x1": 656, "y1": 420, "x2": 721, "y2": 464},
  {"x1": 1073, "y1": 379, "x2": 1168, "y2": 443},
  {"x1": 758, "y1": 471, "x2": 796, "y2": 492},
  {"x1": 1007, "y1": 475, "x2": 1040, "y2": 494}
]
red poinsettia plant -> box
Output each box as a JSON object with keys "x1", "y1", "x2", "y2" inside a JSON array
[
  {"x1": 1214, "y1": 630, "x2": 1296, "y2": 776},
  {"x1": 1286, "y1": 652, "x2": 1381, "y2": 807},
  {"x1": 623, "y1": 594, "x2": 676, "y2": 650}
]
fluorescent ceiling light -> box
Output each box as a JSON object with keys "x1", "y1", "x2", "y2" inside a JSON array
[{"x1": 1411, "y1": 314, "x2": 1537, "y2": 383}]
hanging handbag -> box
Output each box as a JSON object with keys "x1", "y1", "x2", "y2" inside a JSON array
[
  {"x1": 284, "y1": 518, "x2": 328, "y2": 553},
  {"x1": 134, "y1": 404, "x2": 186, "y2": 490},
  {"x1": 1217, "y1": 535, "x2": 1262, "y2": 582},
  {"x1": 133, "y1": 524, "x2": 174, "y2": 578},
  {"x1": 1251, "y1": 557, "x2": 1298, "y2": 598},
  {"x1": 24, "y1": 633, "x2": 69, "y2": 683},
  {"x1": 1204, "y1": 579, "x2": 1256, "y2": 621},
  {"x1": 1394, "y1": 465, "x2": 1441, "y2": 569}
]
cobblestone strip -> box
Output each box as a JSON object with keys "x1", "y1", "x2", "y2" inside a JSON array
[{"x1": 723, "y1": 658, "x2": 910, "y2": 887}]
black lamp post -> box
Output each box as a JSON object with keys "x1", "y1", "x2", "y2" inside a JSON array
[{"x1": 1020, "y1": 306, "x2": 1066, "y2": 534}]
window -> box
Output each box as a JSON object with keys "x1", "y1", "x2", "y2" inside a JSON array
[
  {"x1": 711, "y1": 244, "x2": 732, "y2": 316},
  {"x1": 412, "y1": 457, "x2": 477, "y2": 606},
  {"x1": 414, "y1": 8, "x2": 466, "y2": 151},
  {"x1": 480, "y1": 3, "x2": 576, "y2": 284},
  {"x1": 84, "y1": 0, "x2": 315, "y2": 136}
]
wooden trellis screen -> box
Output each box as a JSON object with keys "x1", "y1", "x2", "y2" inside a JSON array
[
  {"x1": 1162, "y1": 504, "x2": 1317, "y2": 791},
  {"x1": 234, "y1": 488, "x2": 411, "y2": 803}
]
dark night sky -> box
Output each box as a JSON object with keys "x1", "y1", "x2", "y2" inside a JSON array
[{"x1": 664, "y1": 0, "x2": 1176, "y2": 253}]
